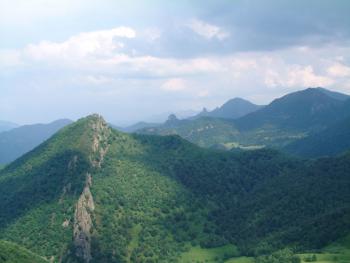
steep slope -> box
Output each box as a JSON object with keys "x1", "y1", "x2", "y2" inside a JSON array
[
  {"x1": 0, "y1": 119, "x2": 72, "y2": 164},
  {"x1": 316, "y1": 87, "x2": 350, "y2": 101},
  {"x1": 0, "y1": 121, "x2": 18, "y2": 132},
  {"x1": 1, "y1": 115, "x2": 350, "y2": 263},
  {"x1": 284, "y1": 116, "x2": 350, "y2": 158},
  {"x1": 193, "y1": 98, "x2": 263, "y2": 120},
  {"x1": 0, "y1": 115, "x2": 110, "y2": 262},
  {"x1": 0, "y1": 240, "x2": 48, "y2": 263}
]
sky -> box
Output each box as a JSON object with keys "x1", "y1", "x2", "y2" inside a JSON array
[{"x1": 1, "y1": 0, "x2": 350, "y2": 125}]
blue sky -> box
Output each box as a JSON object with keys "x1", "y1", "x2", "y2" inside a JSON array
[{"x1": 1, "y1": 0, "x2": 350, "y2": 125}]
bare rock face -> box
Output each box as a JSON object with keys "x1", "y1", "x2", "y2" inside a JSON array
[
  {"x1": 89, "y1": 114, "x2": 111, "y2": 168},
  {"x1": 73, "y1": 174, "x2": 95, "y2": 263},
  {"x1": 73, "y1": 115, "x2": 111, "y2": 262}
]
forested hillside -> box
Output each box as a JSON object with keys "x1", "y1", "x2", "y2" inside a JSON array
[
  {"x1": 284, "y1": 117, "x2": 350, "y2": 158},
  {"x1": 140, "y1": 88, "x2": 350, "y2": 151},
  {"x1": 0, "y1": 115, "x2": 350, "y2": 262},
  {"x1": 0, "y1": 240, "x2": 48, "y2": 263}
]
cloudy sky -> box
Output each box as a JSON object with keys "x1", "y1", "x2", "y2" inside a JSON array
[{"x1": 1, "y1": 0, "x2": 350, "y2": 125}]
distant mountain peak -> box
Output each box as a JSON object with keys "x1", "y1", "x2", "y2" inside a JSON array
[
  {"x1": 314, "y1": 87, "x2": 350, "y2": 101},
  {"x1": 167, "y1": 113, "x2": 179, "y2": 122},
  {"x1": 193, "y1": 97, "x2": 263, "y2": 120},
  {"x1": 236, "y1": 87, "x2": 346, "y2": 131}
]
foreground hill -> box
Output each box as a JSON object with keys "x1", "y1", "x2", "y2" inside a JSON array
[
  {"x1": 0, "y1": 119, "x2": 72, "y2": 164},
  {"x1": 192, "y1": 98, "x2": 263, "y2": 120},
  {"x1": 0, "y1": 115, "x2": 350, "y2": 262},
  {"x1": 140, "y1": 88, "x2": 350, "y2": 150}
]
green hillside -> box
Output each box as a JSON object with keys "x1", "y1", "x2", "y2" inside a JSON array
[
  {"x1": 140, "y1": 89, "x2": 349, "y2": 149},
  {"x1": 141, "y1": 116, "x2": 241, "y2": 147},
  {"x1": 140, "y1": 88, "x2": 350, "y2": 150},
  {"x1": 284, "y1": 117, "x2": 350, "y2": 158},
  {"x1": 0, "y1": 240, "x2": 48, "y2": 263},
  {"x1": 0, "y1": 115, "x2": 350, "y2": 262}
]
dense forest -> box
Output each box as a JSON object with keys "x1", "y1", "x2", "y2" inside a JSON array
[{"x1": 0, "y1": 115, "x2": 349, "y2": 262}]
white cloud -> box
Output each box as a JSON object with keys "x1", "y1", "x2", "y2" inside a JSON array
[
  {"x1": 188, "y1": 19, "x2": 229, "y2": 40},
  {"x1": 1, "y1": 27, "x2": 223, "y2": 78},
  {"x1": 23, "y1": 27, "x2": 136, "y2": 61},
  {"x1": 286, "y1": 65, "x2": 334, "y2": 87},
  {"x1": 76, "y1": 75, "x2": 114, "y2": 86},
  {"x1": 263, "y1": 64, "x2": 334, "y2": 88},
  {"x1": 264, "y1": 69, "x2": 281, "y2": 88},
  {"x1": 327, "y1": 63, "x2": 350, "y2": 77},
  {"x1": 142, "y1": 27, "x2": 162, "y2": 41},
  {"x1": 161, "y1": 78, "x2": 187, "y2": 91}
]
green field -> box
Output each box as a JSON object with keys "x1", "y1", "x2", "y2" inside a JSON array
[
  {"x1": 180, "y1": 244, "x2": 239, "y2": 263},
  {"x1": 225, "y1": 256, "x2": 254, "y2": 263},
  {"x1": 179, "y1": 235, "x2": 350, "y2": 263},
  {"x1": 299, "y1": 235, "x2": 350, "y2": 263}
]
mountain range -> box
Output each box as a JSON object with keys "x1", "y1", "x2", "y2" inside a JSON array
[
  {"x1": 0, "y1": 114, "x2": 350, "y2": 263},
  {"x1": 140, "y1": 87, "x2": 350, "y2": 156},
  {"x1": 0, "y1": 120, "x2": 18, "y2": 132},
  {"x1": 1, "y1": 87, "x2": 349, "y2": 163}
]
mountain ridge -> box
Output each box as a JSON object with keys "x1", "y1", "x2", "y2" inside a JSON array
[
  {"x1": 0, "y1": 120, "x2": 18, "y2": 132},
  {"x1": 139, "y1": 88, "x2": 350, "y2": 150},
  {"x1": 1, "y1": 114, "x2": 350, "y2": 262}
]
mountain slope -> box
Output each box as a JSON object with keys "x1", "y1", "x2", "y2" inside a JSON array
[
  {"x1": 120, "y1": 121, "x2": 161, "y2": 133},
  {"x1": 140, "y1": 115, "x2": 240, "y2": 147},
  {"x1": 235, "y1": 88, "x2": 345, "y2": 131},
  {"x1": 284, "y1": 116, "x2": 350, "y2": 158},
  {"x1": 140, "y1": 88, "x2": 350, "y2": 149},
  {"x1": 0, "y1": 119, "x2": 72, "y2": 164},
  {"x1": 0, "y1": 240, "x2": 48, "y2": 263},
  {"x1": 194, "y1": 98, "x2": 263, "y2": 120},
  {"x1": 0, "y1": 121, "x2": 18, "y2": 132},
  {"x1": 1, "y1": 115, "x2": 350, "y2": 262},
  {"x1": 316, "y1": 87, "x2": 350, "y2": 101}
]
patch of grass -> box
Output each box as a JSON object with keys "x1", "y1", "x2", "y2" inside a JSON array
[
  {"x1": 222, "y1": 142, "x2": 265, "y2": 151},
  {"x1": 225, "y1": 256, "x2": 254, "y2": 263},
  {"x1": 180, "y1": 244, "x2": 239, "y2": 263},
  {"x1": 299, "y1": 235, "x2": 350, "y2": 263},
  {"x1": 127, "y1": 224, "x2": 142, "y2": 262}
]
